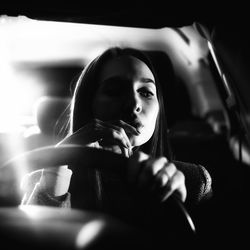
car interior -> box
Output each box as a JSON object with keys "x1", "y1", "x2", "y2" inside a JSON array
[{"x1": 0, "y1": 5, "x2": 250, "y2": 249}]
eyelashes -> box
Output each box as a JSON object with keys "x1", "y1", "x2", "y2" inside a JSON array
[
  {"x1": 102, "y1": 85, "x2": 155, "y2": 99},
  {"x1": 138, "y1": 88, "x2": 155, "y2": 99},
  {"x1": 103, "y1": 88, "x2": 155, "y2": 99},
  {"x1": 99, "y1": 78, "x2": 156, "y2": 99}
]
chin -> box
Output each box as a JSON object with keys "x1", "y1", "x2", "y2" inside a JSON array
[{"x1": 130, "y1": 136, "x2": 149, "y2": 148}]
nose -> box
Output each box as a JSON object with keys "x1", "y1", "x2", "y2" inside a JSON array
[{"x1": 123, "y1": 90, "x2": 142, "y2": 114}]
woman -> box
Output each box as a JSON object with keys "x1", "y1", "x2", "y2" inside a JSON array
[{"x1": 21, "y1": 47, "x2": 212, "y2": 224}]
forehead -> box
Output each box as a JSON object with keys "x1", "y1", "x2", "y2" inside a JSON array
[{"x1": 98, "y1": 55, "x2": 155, "y2": 82}]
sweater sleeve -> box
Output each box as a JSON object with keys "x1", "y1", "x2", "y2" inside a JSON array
[
  {"x1": 22, "y1": 182, "x2": 71, "y2": 208},
  {"x1": 173, "y1": 161, "x2": 213, "y2": 205},
  {"x1": 20, "y1": 167, "x2": 72, "y2": 208}
]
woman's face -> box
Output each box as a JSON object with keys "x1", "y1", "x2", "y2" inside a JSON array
[{"x1": 92, "y1": 55, "x2": 159, "y2": 147}]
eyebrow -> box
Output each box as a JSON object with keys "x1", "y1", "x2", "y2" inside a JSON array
[
  {"x1": 140, "y1": 77, "x2": 155, "y2": 84},
  {"x1": 100, "y1": 76, "x2": 155, "y2": 85},
  {"x1": 100, "y1": 76, "x2": 125, "y2": 85}
]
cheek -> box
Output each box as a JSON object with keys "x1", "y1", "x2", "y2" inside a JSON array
[
  {"x1": 132, "y1": 102, "x2": 159, "y2": 147},
  {"x1": 144, "y1": 102, "x2": 159, "y2": 136},
  {"x1": 92, "y1": 96, "x2": 121, "y2": 120}
]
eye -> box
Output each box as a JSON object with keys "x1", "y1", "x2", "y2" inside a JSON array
[
  {"x1": 138, "y1": 88, "x2": 155, "y2": 99},
  {"x1": 103, "y1": 84, "x2": 121, "y2": 96},
  {"x1": 101, "y1": 81, "x2": 123, "y2": 97},
  {"x1": 100, "y1": 77, "x2": 128, "y2": 97}
]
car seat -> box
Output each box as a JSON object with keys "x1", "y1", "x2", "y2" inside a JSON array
[{"x1": 24, "y1": 96, "x2": 71, "y2": 151}]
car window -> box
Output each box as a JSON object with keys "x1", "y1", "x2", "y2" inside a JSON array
[{"x1": 0, "y1": 9, "x2": 250, "y2": 249}]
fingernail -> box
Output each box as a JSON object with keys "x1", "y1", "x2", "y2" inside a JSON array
[
  {"x1": 136, "y1": 129, "x2": 141, "y2": 135},
  {"x1": 130, "y1": 148, "x2": 133, "y2": 156}
]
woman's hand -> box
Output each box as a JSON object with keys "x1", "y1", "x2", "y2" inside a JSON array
[
  {"x1": 127, "y1": 151, "x2": 187, "y2": 203},
  {"x1": 57, "y1": 119, "x2": 138, "y2": 158}
]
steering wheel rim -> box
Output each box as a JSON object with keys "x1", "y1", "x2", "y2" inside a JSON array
[
  {"x1": 1, "y1": 144, "x2": 126, "y2": 173},
  {"x1": 0, "y1": 144, "x2": 196, "y2": 237}
]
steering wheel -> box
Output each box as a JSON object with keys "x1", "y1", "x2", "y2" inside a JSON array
[{"x1": 0, "y1": 144, "x2": 196, "y2": 249}]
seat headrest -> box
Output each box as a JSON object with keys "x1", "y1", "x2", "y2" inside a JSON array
[{"x1": 35, "y1": 96, "x2": 71, "y2": 135}]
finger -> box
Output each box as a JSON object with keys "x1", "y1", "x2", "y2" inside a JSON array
[
  {"x1": 57, "y1": 122, "x2": 94, "y2": 145},
  {"x1": 161, "y1": 170, "x2": 186, "y2": 202},
  {"x1": 63, "y1": 119, "x2": 105, "y2": 145},
  {"x1": 150, "y1": 169, "x2": 170, "y2": 191},
  {"x1": 136, "y1": 156, "x2": 168, "y2": 190},
  {"x1": 161, "y1": 162, "x2": 177, "y2": 178},
  {"x1": 113, "y1": 144, "x2": 130, "y2": 158},
  {"x1": 99, "y1": 127, "x2": 132, "y2": 154},
  {"x1": 123, "y1": 147, "x2": 131, "y2": 158},
  {"x1": 58, "y1": 119, "x2": 119, "y2": 146},
  {"x1": 113, "y1": 120, "x2": 140, "y2": 136},
  {"x1": 97, "y1": 120, "x2": 132, "y2": 150},
  {"x1": 148, "y1": 162, "x2": 176, "y2": 193},
  {"x1": 90, "y1": 119, "x2": 130, "y2": 148},
  {"x1": 98, "y1": 143, "x2": 130, "y2": 158}
]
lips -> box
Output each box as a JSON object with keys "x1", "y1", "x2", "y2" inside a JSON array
[
  {"x1": 126, "y1": 119, "x2": 144, "y2": 133},
  {"x1": 132, "y1": 121, "x2": 144, "y2": 130}
]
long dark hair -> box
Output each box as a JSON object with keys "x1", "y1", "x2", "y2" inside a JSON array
[{"x1": 69, "y1": 47, "x2": 173, "y2": 160}]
